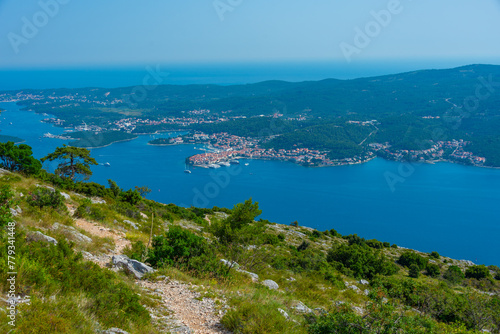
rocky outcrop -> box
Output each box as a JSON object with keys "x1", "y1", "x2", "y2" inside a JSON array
[
  {"x1": 51, "y1": 223, "x2": 92, "y2": 243},
  {"x1": 101, "y1": 328, "x2": 129, "y2": 334},
  {"x1": 111, "y1": 255, "x2": 155, "y2": 279},
  {"x1": 26, "y1": 231, "x2": 58, "y2": 245},
  {"x1": 10, "y1": 206, "x2": 22, "y2": 217},
  {"x1": 123, "y1": 220, "x2": 139, "y2": 230},
  {"x1": 262, "y1": 279, "x2": 279, "y2": 290},
  {"x1": 292, "y1": 301, "x2": 312, "y2": 314}
]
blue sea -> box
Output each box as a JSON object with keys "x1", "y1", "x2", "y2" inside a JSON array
[
  {"x1": 0, "y1": 62, "x2": 499, "y2": 265},
  {"x1": 1, "y1": 101, "x2": 499, "y2": 265}
]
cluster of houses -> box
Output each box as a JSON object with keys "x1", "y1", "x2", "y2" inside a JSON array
[
  {"x1": 371, "y1": 139, "x2": 486, "y2": 166},
  {"x1": 185, "y1": 132, "x2": 375, "y2": 167}
]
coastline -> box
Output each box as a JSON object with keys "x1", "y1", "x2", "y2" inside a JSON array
[{"x1": 72, "y1": 136, "x2": 138, "y2": 149}]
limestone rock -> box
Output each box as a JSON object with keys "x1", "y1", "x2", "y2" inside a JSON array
[
  {"x1": 237, "y1": 269, "x2": 259, "y2": 282},
  {"x1": 111, "y1": 254, "x2": 155, "y2": 279},
  {"x1": 292, "y1": 301, "x2": 312, "y2": 314},
  {"x1": 220, "y1": 259, "x2": 239, "y2": 269},
  {"x1": 27, "y1": 231, "x2": 58, "y2": 245},
  {"x1": 51, "y1": 223, "x2": 92, "y2": 243},
  {"x1": 278, "y1": 308, "x2": 289, "y2": 319},
  {"x1": 101, "y1": 328, "x2": 129, "y2": 334},
  {"x1": 124, "y1": 220, "x2": 139, "y2": 230},
  {"x1": 262, "y1": 279, "x2": 279, "y2": 290}
]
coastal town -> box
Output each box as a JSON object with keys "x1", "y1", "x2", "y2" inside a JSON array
[
  {"x1": 371, "y1": 139, "x2": 487, "y2": 166},
  {"x1": 0, "y1": 91, "x2": 489, "y2": 168},
  {"x1": 152, "y1": 131, "x2": 375, "y2": 168},
  {"x1": 150, "y1": 132, "x2": 487, "y2": 169}
]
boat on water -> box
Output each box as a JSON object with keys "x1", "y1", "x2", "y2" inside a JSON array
[
  {"x1": 219, "y1": 161, "x2": 231, "y2": 167},
  {"x1": 184, "y1": 170, "x2": 192, "y2": 174},
  {"x1": 103, "y1": 162, "x2": 111, "y2": 167},
  {"x1": 244, "y1": 163, "x2": 250, "y2": 166},
  {"x1": 230, "y1": 160, "x2": 240, "y2": 164}
]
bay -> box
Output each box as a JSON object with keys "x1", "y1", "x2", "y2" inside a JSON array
[{"x1": 1, "y1": 101, "x2": 499, "y2": 265}]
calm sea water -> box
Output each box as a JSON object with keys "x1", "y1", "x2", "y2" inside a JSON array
[{"x1": 1, "y1": 101, "x2": 499, "y2": 265}]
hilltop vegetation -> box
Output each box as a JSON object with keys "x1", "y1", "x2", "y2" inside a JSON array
[{"x1": 0, "y1": 144, "x2": 499, "y2": 333}]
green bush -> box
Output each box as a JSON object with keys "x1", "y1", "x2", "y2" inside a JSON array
[
  {"x1": 425, "y1": 263, "x2": 441, "y2": 278},
  {"x1": 430, "y1": 251, "x2": 440, "y2": 259},
  {"x1": 398, "y1": 251, "x2": 428, "y2": 270},
  {"x1": 119, "y1": 189, "x2": 142, "y2": 205},
  {"x1": 261, "y1": 233, "x2": 282, "y2": 246},
  {"x1": 297, "y1": 241, "x2": 310, "y2": 252},
  {"x1": 365, "y1": 239, "x2": 383, "y2": 249},
  {"x1": 26, "y1": 188, "x2": 64, "y2": 209},
  {"x1": 312, "y1": 230, "x2": 321, "y2": 238},
  {"x1": 465, "y1": 265, "x2": 491, "y2": 280},
  {"x1": 443, "y1": 266, "x2": 465, "y2": 284},
  {"x1": 74, "y1": 200, "x2": 106, "y2": 221},
  {"x1": 147, "y1": 226, "x2": 223, "y2": 277},
  {"x1": 125, "y1": 240, "x2": 148, "y2": 262},
  {"x1": 409, "y1": 264, "x2": 420, "y2": 278},
  {"x1": 329, "y1": 228, "x2": 341, "y2": 237},
  {"x1": 327, "y1": 243, "x2": 399, "y2": 279}
]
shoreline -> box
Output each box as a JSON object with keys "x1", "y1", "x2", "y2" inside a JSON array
[{"x1": 73, "y1": 136, "x2": 138, "y2": 149}]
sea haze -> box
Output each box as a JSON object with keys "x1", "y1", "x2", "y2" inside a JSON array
[
  {"x1": 1, "y1": 102, "x2": 499, "y2": 266},
  {"x1": 0, "y1": 59, "x2": 484, "y2": 90}
]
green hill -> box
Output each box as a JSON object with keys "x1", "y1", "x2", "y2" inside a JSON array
[{"x1": 1, "y1": 168, "x2": 499, "y2": 333}]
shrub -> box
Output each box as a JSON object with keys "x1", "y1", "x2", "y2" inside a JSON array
[
  {"x1": 443, "y1": 266, "x2": 465, "y2": 284},
  {"x1": 327, "y1": 243, "x2": 399, "y2": 279},
  {"x1": 330, "y1": 228, "x2": 341, "y2": 237},
  {"x1": 124, "y1": 240, "x2": 148, "y2": 262},
  {"x1": 391, "y1": 244, "x2": 398, "y2": 249},
  {"x1": 148, "y1": 226, "x2": 209, "y2": 268},
  {"x1": 26, "y1": 188, "x2": 64, "y2": 209},
  {"x1": 344, "y1": 234, "x2": 366, "y2": 246},
  {"x1": 297, "y1": 241, "x2": 310, "y2": 252},
  {"x1": 425, "y1": 263, "x2": 440, "y2": 278},
  {"x1": 465, "y1": 265, "x2": 491, "y2": 280},
  {"x1": 430, "y1": 251, "x2": 440, "y2": 259},
  {"x1": 119, "y1": 189, "x2": 142, "y2": 205},
  {"x1": 74, "y1": 200, "x2": 106, "y2": 221},
  {"x1": 366, "y1": 239, "x2": 383, "y2": 249},
  {"x1": 261, "y1": 233, "x2": 281, "y2": 246},
  {"x1": 383, "y1": 242, "x2": 390, "y2": 248},
  {"x1": 290, "y1": 220, "x2": 299, "y2": 227},
  {"x1": 398, "y1": 251, "x2": 428, "y2": 270},
  {"x1": 312, "y1": 230, "x2": 321, "y2": 238},
  {"x1": 409, "y1": 264, "x2": 420, "y2": 278}
]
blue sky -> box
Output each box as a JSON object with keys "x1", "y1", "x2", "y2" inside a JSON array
[{"x1": 1, "y1": 0, "x2": 500, "y2": 69}]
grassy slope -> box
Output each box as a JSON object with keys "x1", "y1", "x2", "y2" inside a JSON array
[{"x1": 0, "y1": 171, "x2": 498, "y2": 333}]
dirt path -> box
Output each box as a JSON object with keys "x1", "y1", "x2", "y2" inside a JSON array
[
  {"x1": 140, "y1": 279, "x2": 230, "y2": 334},
  {"x1": 66, "y1": 205, "x2": 230, "y2": 334}
]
